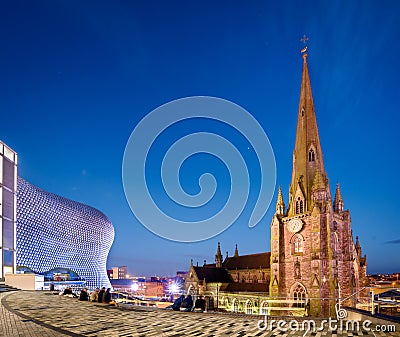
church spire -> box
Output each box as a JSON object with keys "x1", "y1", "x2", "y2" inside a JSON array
[
  {"x1": 234, "y1": 244, "x2": 239, "y2": 257},
  {"x1": 215, "y1": 242, "x2": 223, "y2": 268},
  {"x1": 288, "y1": 45, "x2": 329, "y2": 216},
  {"x1": 333, "y1": 183, "x2": 344, "y2": 212},
  {"x1": 275, "y1": 186, "x2": 285, "y2": 215},
  {"x1": 355, "y1": 236, "x2": 362, "y2": 258}
]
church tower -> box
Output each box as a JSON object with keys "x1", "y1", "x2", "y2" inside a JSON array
[
  {"x1": 215, "y1": 242, "x2": 223, "y2": 268},
  {"x1": 270, "y1": 46, "x2": 367, "y2": 317}
]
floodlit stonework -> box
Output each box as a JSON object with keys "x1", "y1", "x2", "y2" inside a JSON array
[
  {"x1": 270, "y1": 50, "x2": 367, "y2": 317},
  {"x1": 185, "y1": 51, "x2": 367, "y2": 317}
]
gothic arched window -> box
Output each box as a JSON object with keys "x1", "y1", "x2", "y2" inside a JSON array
[
  {"x1": 295, "y1": 197, "x2": 304, "y2": 214},
  {"x1": 260, "y1": 301, "x2": 269, "y2": 315},
  {"x1": 308, "y1": 149, "x2": 315, "y2": 162},
  {"x1": 292, "y1": 234, "x2": 304, "y2": 254},
  {"x1": 246, "y1": 300, "x2": 253, "y2": 314},
  {"x1": 233, "y1": 298, "x2": 239, "y2": 313},
  {"x1": 293, "y1": 283, "x2": 306, "y2": 308},
  {"x1": 332, "y1": 233, "x2": 339, "y2": 257}
]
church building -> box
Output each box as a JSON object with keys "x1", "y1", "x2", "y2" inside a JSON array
[{"x1": 184, "y1": 48, "x2": 367, "y2": 317}]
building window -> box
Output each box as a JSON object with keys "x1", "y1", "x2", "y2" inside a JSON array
[
  {"x1": 233, "y1": 299, "x2": 239, "y2": 313},
  {"x1": 308, "y1": 149, "x2": 315, "y2": 162},
  {"x1": 292, "y1": 234, "x2": 304, "y2": 254},
  {"x1": 332, "y1": 233, "x2": 339, "y2": 257},
  {"x1": 225, "y1": 299, "x2": 229, "y2": 310},
  {"x1": 295, "y1": 197, "x2": 304, "y2": 214},
  {"x1": 208, "y1": 297, "x2": 214, "y2": 310},
  {"x1": 260, "y1": 302, "x2": 269, "y2": 315},
  {"x1": 293, "y1": 283, "x2": 306, "y2": 308},
  {"x1": 246, "y1": 300, "x2": 253, "y2": 314}
]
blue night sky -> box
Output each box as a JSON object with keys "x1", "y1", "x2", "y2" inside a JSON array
[{"x1": 1, "y1": 1, "x2": 399, "y2": 276}]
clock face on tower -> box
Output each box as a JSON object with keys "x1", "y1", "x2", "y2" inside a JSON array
[{"x1": 287, "y1": 219, "x2": 303, "y2": 233}]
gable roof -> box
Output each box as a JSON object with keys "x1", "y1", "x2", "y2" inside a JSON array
[
  {"x1": 220, "y1": 282, "x2": 270, "y2": 294},
  {"x1": 375, "y1": 289, "x2": 400, "y2": 300},
  {"x1": 193, "y1": 266, "x2": 232, "y2": 283},
  {"x1": 223, "y1": 252, "x2": 271, "y2": 270}
]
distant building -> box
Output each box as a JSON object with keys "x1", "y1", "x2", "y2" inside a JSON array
[
  {"x1": 110, "y1": 278, "x2": 134, "y2": 292},
  {"x1": 373, "y1": 289, "x2": 400, "y2": 315},
  {"x1": 111, "y1": 277, "x2": 168, "y2": 298},
  {"x1": 176, "y1": 271, "x2": 188, "y2": 280},
  {"x1": 0, "y1": 141, "x2": 18, "y2": 280},
  {"x1": 110, "y1": 266, "x2": 127, "y2": 279},
  {"x1": 185, "y1": 49, "x2": 368, "y2": 317},
  {"x1": 139, "y1": 279, "x2": 165, "y2": 298}
]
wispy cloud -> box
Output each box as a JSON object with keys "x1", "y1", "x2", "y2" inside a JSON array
[{"x1": 385, "y1": 239, "x2": 400, "y2": 244}]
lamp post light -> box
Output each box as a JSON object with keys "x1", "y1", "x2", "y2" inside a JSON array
[{"x1": 216, "y1": 283, "x2": 220, "y2": 311}]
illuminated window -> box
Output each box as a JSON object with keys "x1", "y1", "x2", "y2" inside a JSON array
[
  {"x1": 293, "y1": 283, "x2": 306, "y2": 308},
  {"x1": 246, "y1": 300, "x2": 253, "y2": 314},
  {"x1": 233, "y1": 299, "x2": 239, "y2": 313},
  {"x1": 292, "y1": 234, "x2": 304, "y2": 254},
  {"x1": 260, "y1": 302, "x2": 269, "y2": 315}
]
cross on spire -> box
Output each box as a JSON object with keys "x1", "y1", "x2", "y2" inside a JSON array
[
  {"x1": 300, "y1": 35, "x2": 309, "y2": 44},
  {"x1": 300, "y1": 35, "x2": 309, "y2": 57}
]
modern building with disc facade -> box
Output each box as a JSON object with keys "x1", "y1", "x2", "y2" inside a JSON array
[{"x1": 16, "y1": 177, "x2": 114, "y2": 288}]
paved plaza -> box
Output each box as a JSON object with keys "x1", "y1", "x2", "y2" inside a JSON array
[{"x1": 0, "y1": 291, "x2": 398, "y2": 337}]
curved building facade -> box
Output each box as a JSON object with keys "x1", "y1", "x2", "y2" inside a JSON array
[{"x1": 16, "y1": 177, "x2": 114, "y2": 288}]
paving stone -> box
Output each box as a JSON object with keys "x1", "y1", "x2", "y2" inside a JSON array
[{"x1": 1, "y1": 291, "x2": 398, "y2": 337}]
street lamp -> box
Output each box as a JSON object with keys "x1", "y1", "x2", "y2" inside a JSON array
[
  {"x1": 132, "y1": 283, "x2": 139, "y2": 292},
  {"x1": 216, "y1": 283, "x2": 221, "y2": 311}
]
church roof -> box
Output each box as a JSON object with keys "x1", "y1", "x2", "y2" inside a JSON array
[
  {"x1": 223, "y1": 252, "x2": 270, "y2": 270},
  {"x1": 193, "y1": 266, "x2": 232, "y2": 283},
  {"x1": 375, "y1": 289, "x2": 400, "y2": 300},
  {"x1": 220, "y1": 282, "x2": 269, "y2": 294}
]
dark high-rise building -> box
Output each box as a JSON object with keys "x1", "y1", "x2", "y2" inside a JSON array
[{"x1": 0, "y1": 141, "x2": 17, "y2": 280}]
